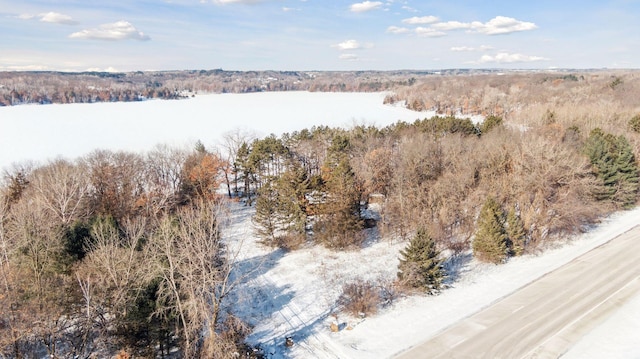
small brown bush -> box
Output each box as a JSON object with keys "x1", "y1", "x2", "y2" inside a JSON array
[
  {"x1": 338, "y1": 279, "x2": 381, "y2": 317},
  {"x1": 202, "y1": 315, "x2": 252, "y2": 359},
  {"x1": 379, "y1": 279, "x2": 404, "y2": 307},
  {"x1": 275, "y1": 233, "x2": 305, "y2": 251}
]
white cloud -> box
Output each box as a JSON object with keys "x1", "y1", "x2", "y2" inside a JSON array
[
  {"x1": 40, "y1": 12, "x2": 78, "y2": 25},
  {"x1": 431, "y1": 16, "x2": 536, "y2": 35},
  {"x1": 450, "y1": 46, "x2": 476, "y2": 52},
  {"x1": 402, "y1": 5, "x2": 418, "y2": 13},
  {"x1": 69, "y1": 21, "x2": 150, "y2": 41},
  {"x1": 402, "y1": 16, "x2": 439, "y2": 25},
  {"x1": 339, "y1": 54, "x2": 359, "y2": 61},
  {"x1": 333, "y1": 39, "x2": 372, "y2": 50},
  {"x1": 17, "y1": 14, "x2": 36, "y2": 20},
  {"x1": 451, "y1": 45, "x2": 494, "y2": 52},
  {"x1": 432, "y1": 20, "x2": 475, "y2": 31},
  {"x1": 415, "y1": 27, "x2": 446, "y2": 37},
  {"x1": 475, "y1": 16, "x2": 537, "y2": 35},
  {"x1": 478, "y1": 52, "x2": 548, "y2": 63},
  {"x1": 350, "y1": 1, "x2": 383, "y2": 12},
  {"x1": 386, "y1": 26, "x2": 410, "y2": 34},
  {"x1": 17, "y1": 12, "x2": 77, "y2": 25}
]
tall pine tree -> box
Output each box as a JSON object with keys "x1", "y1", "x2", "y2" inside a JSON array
[
  {"x1": 397, "y1": 228, "x2": 444, "y2": 294},
  {"x1": 315, "y1": 134, "x2": 364, "y2": 249},
  {"x1": 611, "y1": 135, "x2": 639, "y2": 208},
  {"x1": 506, "y1": 208, "x2": 526, "y2": 256},
  {"x1": 473, "y1": 197, "x2": 508, "y2": 264},
  {"x1": 252, "y1": 178, "x2": 279, "y2": 244},
  {"x1": 274, "y1": 162, "x2": 310, "y2": 247},
  {"x1": 253, "y1": 162, "x2": 310, "y2": 249},
  {"x1": 584, "y1": 129, "x2": 639, "y2": 208}
]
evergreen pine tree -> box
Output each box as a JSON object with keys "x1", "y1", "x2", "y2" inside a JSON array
[
  {"x1": 611, "y1": 135, "x2": 639, "y2": 208},
  {"x1": 585, "y1": 129, "x2": 618, "y2": 201},
  {"x1": 252, "y1": 178, "x2": 279, "y2": 244},
  {"x1": 397, "y1": 228, "x2": 444, "y2": 294},
  {"x1": 235, "y1": 142, "x2": 254, "y2": 204},
  {"x1": 315, "y1": 135, "x2": 364, "y2": 249},
  {"x1": 630, "y1": 114, "x2": 640, "y2": 133},
  {"x1": 506, "y1": 209, "x2": 526, "y2": 256},
  {"x1": 274, "y1": 162, "x2": 310, "y2": 247},
  {"x1": 473, "y1": 197, "x2": 508, "y2": 264},
  {"x1": 479, "y1": 115, "x2": 503, "y2": 136},
  {"x1": 252, "y1": 159, "x2": 311, "y2": 249},
  {"x1": 584, "y1": 129, "x2": 639, "y2": 207}
]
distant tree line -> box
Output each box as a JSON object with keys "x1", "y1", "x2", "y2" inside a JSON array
[{"x1": 0, "y1": 69, "x2": 426, "y2": 106}]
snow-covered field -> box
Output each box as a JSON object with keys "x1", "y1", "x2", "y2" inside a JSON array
[
  {"x1": 0, "y1": 91, "x2": 425, "y2": 170},
  {"x1": 223, "y1": 201, "x2": 640, "y2": 359}
]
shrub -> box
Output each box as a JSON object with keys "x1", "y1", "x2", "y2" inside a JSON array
[
  {"x1": 274, "y1": 233, "x2": 305, "y2": 251},
  {"x1": 338, "y1": 279, "x2": 381, "y2": 317}
]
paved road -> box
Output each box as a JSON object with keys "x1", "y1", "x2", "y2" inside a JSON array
[{"x1": 395, "y1": 226, "x2": 640, "y2": 359}]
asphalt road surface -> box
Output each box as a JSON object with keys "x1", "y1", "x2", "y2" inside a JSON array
[{"x1": 395, "y1": 226, "x2": 640, "y2": 359}]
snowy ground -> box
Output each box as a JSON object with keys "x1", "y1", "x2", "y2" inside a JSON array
[{"x1": 222, "y1": 202, "x2": 640, "y2": 359}]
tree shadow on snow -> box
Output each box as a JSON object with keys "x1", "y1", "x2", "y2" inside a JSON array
[
  {"x1": 360, "y1": 223, "x2": 382, "y2": 249},
  {"x1": 228, "y1": 248, "x2": 294, "y2": 323},
  {"x1": 253, "y1": 310, "x2": 338, "y2": 359},
  {"x1": 442, "y1": 252, "x2": 473, "y2": 286},
  {"x1": 232, "y1": 248, "x2": 287, "y2": 285},
  {"x1": 228, "y1": 249, "x2": 302, "y2": 346},
  {"x1": 231, "y1": 248, "x2": 341, "y2": 358}
]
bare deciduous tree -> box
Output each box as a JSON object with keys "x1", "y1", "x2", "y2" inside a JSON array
[
  {"x1": 151, "y1": 199, "x2": 238, "y2": 358},
  {"x1": 30, "y1": 158, "x2": 90, "y2": 225}
]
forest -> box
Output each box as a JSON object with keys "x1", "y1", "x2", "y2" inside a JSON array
[
  {"x1": 0, "y1": 70, "x2": 639, "y2": 358},
  {"x1": 0, "y1": 69, "x2": 424, "y2": 106}
]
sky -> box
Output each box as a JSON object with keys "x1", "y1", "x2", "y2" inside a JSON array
[{"x1": 0, "y1": 0, "x2": 639, "y2": 72}]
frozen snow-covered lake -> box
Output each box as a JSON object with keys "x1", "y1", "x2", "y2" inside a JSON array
[{"x1": 0, "y1": 91, "x2": 424, "y2": 170}]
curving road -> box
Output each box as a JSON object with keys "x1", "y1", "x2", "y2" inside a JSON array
[{"x1": 395, "y1": 226, "x2": 640, "y2": 359}]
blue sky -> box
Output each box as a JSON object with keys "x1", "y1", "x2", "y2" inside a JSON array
[{"x1": 0, "y1": 0, "x2": 638, "y2": 71}]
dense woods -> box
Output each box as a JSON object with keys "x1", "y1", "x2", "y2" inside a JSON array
[
  {"x1": 1, "y1": 70, "x2": 640, "y2": 357},
  {"x1": 0, "y1": 145, "x2": 255, "y2": 358}
]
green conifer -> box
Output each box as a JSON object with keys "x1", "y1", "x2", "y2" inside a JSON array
[
  {"x1": 584, "y1": 129, "x2": 639, "y2": 207},
  {"x1": 397, "y1": 228, "x2": 444, "y2": 294},
  {"x1": 612, "y1": 135, "x2": 639, "y2": 208},
  {"x1": 506, "y1": 209, "x2": 526, "y2": 256},
  {"x1": 275, "y1": 162, "x2": 309, "y2": 239},
  {"x1": 473, "y1": 197, "x2": 508, "y2": 264},
  {"x1": 252, "y1": 179, "x2": 279, "y2": 244}
]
